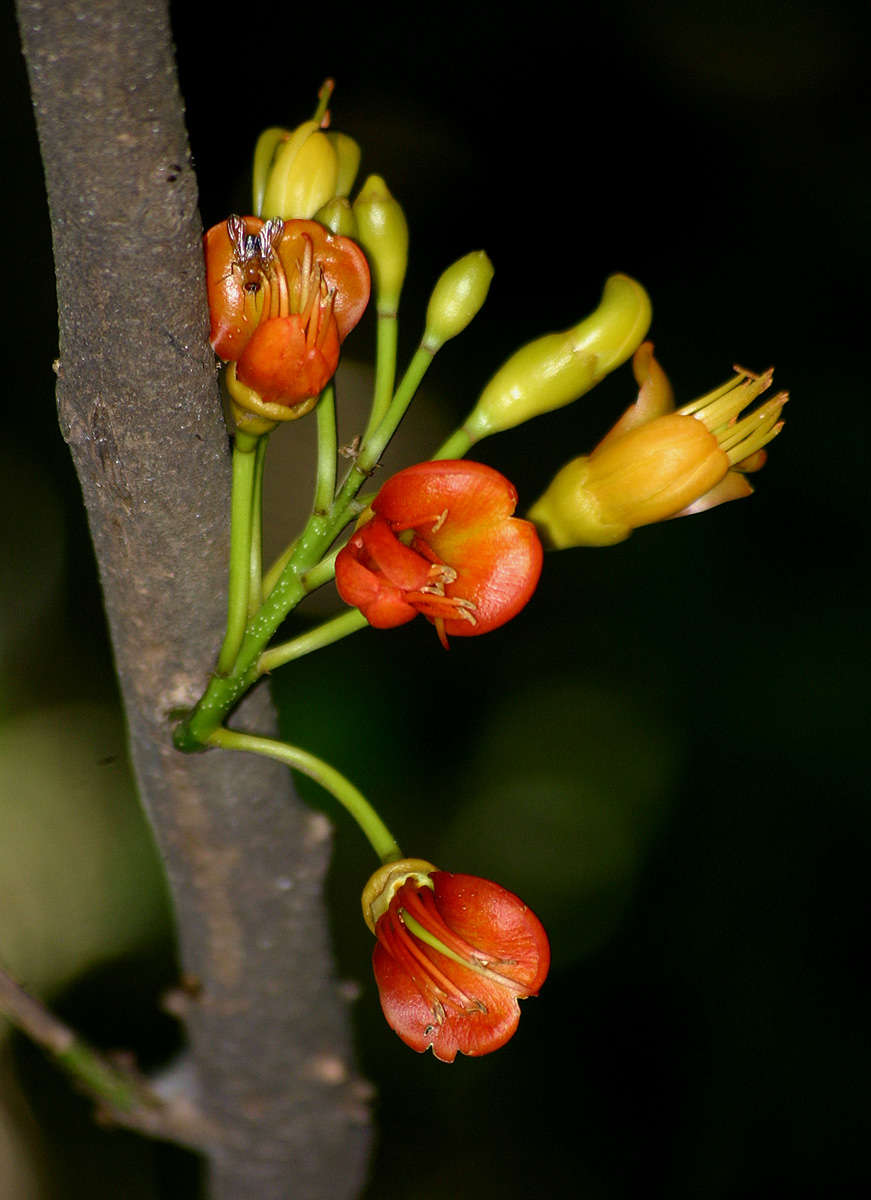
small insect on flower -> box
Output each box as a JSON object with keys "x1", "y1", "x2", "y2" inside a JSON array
[{"x1": 225, "y1": 215, "x2": 284, "y2": 294}]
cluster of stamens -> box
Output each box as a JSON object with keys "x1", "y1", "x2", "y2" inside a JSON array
[
  {"x1": 226, "y1": 215, "x2": 337, "y2": 349},
  {"x1": 399, "y1": 527, "x2": 479, "y2": 643},
  {"x1": 680, "y1": 365, "x2": 788, "y2": 466}
]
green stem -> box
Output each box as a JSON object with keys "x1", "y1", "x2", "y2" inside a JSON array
[
  {"x1": 248, "y1": 435, "x2": 269, "y2": 615},
  {"x1": 263, "y1": 539, "x2": 338, "y2": 606},
  {"x1": 262, "y1": 538, "x2": 298, "y2": 599},
  {"x1": 301, "y1": 546, "x2": 341, "y2": 592},
  {"x1": 352, "y1": 342, "x2": 435, "y2": 479},
  {"x1": 176, "y1": 341, "x2": 439, "y2": 750},
  {"x1": 313, "y1": 78, "x2": 334, "y2": 124},
  {"x1": 175, "y1": 516, "x2": 347, "y2": 749},
  {"x1": 258, "y1": 608, "x2": 368, "y2": 675},
  {"x1": 362, "y1": 312, "x2": 399, "y2": 442},
  {"x1": 432, "y1": 425, "x2": 475, "y2": 460},
  {"x1": 207, "y1": 727, "x2": 402, "y2": 864},
  {"x1": 216, "y1": 432, "x2": 260, "y2": 675},
  {"x1": 313, "y1": 382, "x2": 337, "y2": 514}
]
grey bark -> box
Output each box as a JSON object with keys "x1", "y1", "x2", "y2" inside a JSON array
[{"x1": 15, "y1": 1, "x2": 371, "y2": 1196}]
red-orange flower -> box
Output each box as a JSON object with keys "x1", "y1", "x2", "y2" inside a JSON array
[
  {"x1": 204, "y1": 215, "x2": 369, "y2": 410},
  {"x1": 363, "y1": 860, "x2": 550, "y2": 1062},
  {"x1": 334, "y1": 460, "x2": 543, "y2": 647}
]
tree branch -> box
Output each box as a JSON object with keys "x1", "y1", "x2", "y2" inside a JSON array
[
  {"x1": 15, "y1": 1, "x2": 370, "y2": 1195},
  {"x1": 0, "y1": 964, "x2": 214, "y2": 1146}
]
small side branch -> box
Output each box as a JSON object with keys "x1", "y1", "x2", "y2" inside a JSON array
[{"x1": 0, "y1": 966, "x2": 213, "y2": 1148}]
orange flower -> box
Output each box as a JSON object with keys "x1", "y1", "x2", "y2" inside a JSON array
[
  {"x1": 335, "y1": 460, "x2": 543, "y2": 648},
  {"x1": 204, "y1": 215, "x2": 369, "y2": 413},
  {"x1": 362, "y1": 859, "x2": 550, "y2": 1061},
  {"x1": 529, "y1": 341, "x2": 787, "y2": 547}
]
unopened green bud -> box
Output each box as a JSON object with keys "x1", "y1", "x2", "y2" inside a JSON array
[
  {"x1": 314, "y1": 196, "x2": 357, "y2": 237},
  {"x1": 352, "y1": 175, "x2": 409, "y2": 314},
  {"x1": 464, "y1": 274, "x2": 652, "y2": 441},
  {"x1": 423, "y1": 251, "x2": 494, "y2": 353},
  {"x1": 260, "y1": 122, "x2": 339, "y2": 220},
  {"x1": 326, "y1": 131, "x2": 362, "y2": 196}
]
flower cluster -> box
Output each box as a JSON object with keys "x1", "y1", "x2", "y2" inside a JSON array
[{"x1": 188, "y1": 85, "x2": 789, "y2": 1065}]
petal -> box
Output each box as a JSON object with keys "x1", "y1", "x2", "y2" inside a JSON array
[
  {"x1": 671, "y1": 467, "x2": 754, "y2": 518},
  {"x1": 237, "y1": 315, "x2": 339, "y2": 406},
  {"x1": 431, "y1": 873, "x2": 550, "y2": 994},
  {"x1": 372, "y1": 941, "x2": 524, "y2": 1062},
  {"x1": 276, "y1": 219, "x2": 370, "y2": 340},
  {"x1": 354, "y1": 517, "x2": 432, "y2": 591},
  {"x1": 594, "y1": 340, "x2": 675, "y2": 451},
  {"x1": 373, "y1": 460, "x2": 518, "y2": 530},
  {"x1": 334, "y1": 546, "x2": 418, "y2": 630},
  {"x1": 429, "y1": 517, "x2": 543, "y2": 639},
  {"x1": 204, "y1": 217, "x2": 265, "y2": 360}
]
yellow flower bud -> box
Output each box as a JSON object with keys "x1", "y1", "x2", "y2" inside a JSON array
[
  {"x1": 326, "y1": 131, "x2": 362, "y2": 196},
  {"x1": 361, "y1": 858, "x2": 437, "y2": 934},
  {"x1": 314, "y1": 196, "x2": 357, "y2": 237},
  {"x1": 422, "y1": 251, "x2": 494, "y2": 353},
  {"x1": 252, "y1": 126, "x2": 289, "y2": 216},
  {"x1": 352, "y1": 175, "x2": 410, "y2": 314},
  {"x1": 464, "y1": 274, "x2": 652, "y2": 442},
  {"x1": 528, "y1": 343, "x2": 787, "y2": 548},
  {"x1": 259, "y1": 122, "x2": 339, "y2": 221}
]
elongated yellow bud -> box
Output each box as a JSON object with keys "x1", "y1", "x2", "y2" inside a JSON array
[
  {"x1": 423, "y1": 251, "x2": 494, "y2": 353},
  {"x1": 464, "y1": 274, "x2": 651, "y2": 441},
  {"x1": 353, "y1": 175, "x2": 410, "y2": 314}
]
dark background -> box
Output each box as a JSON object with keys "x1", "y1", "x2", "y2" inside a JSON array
[{"x1": 2, "y1": 0, "x2": 869, "y2": 1195}]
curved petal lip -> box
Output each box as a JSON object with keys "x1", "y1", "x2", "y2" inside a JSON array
[
  {"x1": 433, "y1": 519, "x2": 543, "y2": 637},
  {"x1": 374, "y1": 460, "x2": 519, "y2": 529}
]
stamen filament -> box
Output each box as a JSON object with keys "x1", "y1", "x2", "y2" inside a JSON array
[
  {"x1": 386, "y1": 911, "x2": 472, "y2": 1006},
  {"x1": 684, "y1": 369, "x2": 775, "y2": 431},
  {"x1": 718, "y1": 394, "x2": 786, "y2": 453},
  {"x1": 678, "y1": 372, "x2": 754, "y2": 417},
  {"x1": 400, "y1": 903, "x2": 526, "y2": 992},
  {"x1": 726, "y1": 416, "x2": 785, "y2": 464},
  {"x1": 274, "y1": 257, "x2": 289, "y2": 318}
]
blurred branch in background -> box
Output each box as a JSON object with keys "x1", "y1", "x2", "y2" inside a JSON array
[{"x1": 0, "y1": 964, "x2": 211, "y2": 1145}]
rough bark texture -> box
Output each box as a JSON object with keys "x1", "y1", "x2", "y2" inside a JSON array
[{"x1": 15, "y1": 2, "x2": 371, "y2": 1196}]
